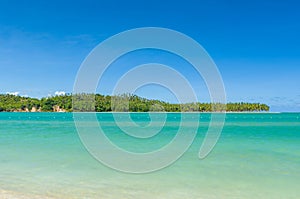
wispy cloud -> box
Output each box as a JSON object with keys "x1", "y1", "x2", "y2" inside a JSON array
[
  {"x1": 54, "y1": 91, "x2": 66, "y2": 96},
  {"x1": 61, "y1": 34, "x2": 100, "y2": 47},
  {"x1": 6, "y1": 91, "x2": 19, "y2": 96}
]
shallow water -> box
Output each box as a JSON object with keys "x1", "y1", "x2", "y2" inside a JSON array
[{"x1": 0, "y1": 112, "x2": 299, "y2": 198}]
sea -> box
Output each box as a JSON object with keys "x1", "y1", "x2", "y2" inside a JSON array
[{"x1": 0, "y1": 112, "x2": 299, "y2": 199}]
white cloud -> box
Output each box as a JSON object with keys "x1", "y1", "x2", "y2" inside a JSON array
[
  {"x1": 54, "y1": 91, "x2": 66, "y2": 96},
  {"x1": 6, "y1": 92, "x2": 19, "y2": 96}
]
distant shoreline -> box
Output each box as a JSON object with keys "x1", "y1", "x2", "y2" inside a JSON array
[
  {"x1": 0, "y1": 111, "x2": 284, "y2": 114},
  {"x1": 0, "y1": 93, "x2": 270, "y2": 113}
]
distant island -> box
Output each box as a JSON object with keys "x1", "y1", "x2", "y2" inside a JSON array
[{"x1": 0, "y1": 94, "x2": 269, "y2": 112}]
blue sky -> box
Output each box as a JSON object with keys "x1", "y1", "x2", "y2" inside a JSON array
[{"x1": 0, "y1": 0, "x2": 299, "y2": 111}]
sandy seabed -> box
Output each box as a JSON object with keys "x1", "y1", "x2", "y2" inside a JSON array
[{"x1": 0, "y1": 190, "x2": 53, "y2": 199}]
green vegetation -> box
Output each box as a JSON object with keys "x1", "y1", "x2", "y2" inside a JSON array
[
  {"x1": 0, "y1": 94, "x2": 270, "y2": 112},
  {"x1": 0, "y1": 94, "x2": 40, "y2": 112}
]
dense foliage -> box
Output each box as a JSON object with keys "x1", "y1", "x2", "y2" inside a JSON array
[
  {"x1": 0, "y1": 94, "x2": 40, "y2": 112},
  {"x1": 0, "y1": 94, "x2": 270, "y2": 112}
]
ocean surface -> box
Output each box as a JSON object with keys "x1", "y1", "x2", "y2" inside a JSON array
[{"x1": 0, "y1": 112, "x2": 299, "y2": 198}]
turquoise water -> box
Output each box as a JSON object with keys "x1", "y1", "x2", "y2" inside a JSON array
[{"x1": 0, "y1": 113, "x2": 300, "y2": 198}]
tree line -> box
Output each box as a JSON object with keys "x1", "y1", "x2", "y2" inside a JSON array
[{"x1": 0, "y1": 93, "x2": 270, "y2": 112}]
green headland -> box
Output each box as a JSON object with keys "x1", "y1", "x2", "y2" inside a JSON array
[{"x1": 0, "y1": 94, "x2": 269, "y2": 112}]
